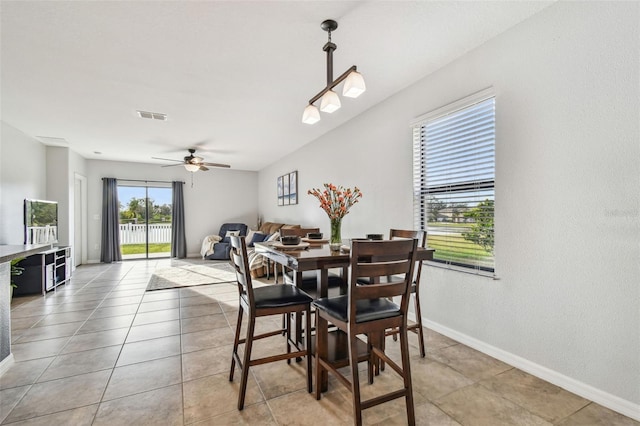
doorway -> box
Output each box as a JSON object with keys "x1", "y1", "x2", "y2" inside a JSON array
[{"x1": 117, "y1": 183, "x2": 172, "y2": 260}]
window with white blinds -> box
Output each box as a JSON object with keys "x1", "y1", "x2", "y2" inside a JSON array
[{"x1": 412, "y1": 90, "x2": 495, "y2": 273}]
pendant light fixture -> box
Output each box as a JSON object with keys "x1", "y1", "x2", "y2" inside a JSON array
[{"x1": 302, "y1": 19, "x2": 366, "y2": 125}]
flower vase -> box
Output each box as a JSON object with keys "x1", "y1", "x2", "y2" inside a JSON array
[{"x1": 329, "y1": 218, "x2": 342, "y2": 251}]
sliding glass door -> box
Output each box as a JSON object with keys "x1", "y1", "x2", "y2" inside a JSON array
[{"x1": 117, "y1": 184, "x2": 172, "y2": 260}]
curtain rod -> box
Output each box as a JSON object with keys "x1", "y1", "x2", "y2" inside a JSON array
[{"x1": 102, "y1": 178, "x2": 184, "y2": 184}]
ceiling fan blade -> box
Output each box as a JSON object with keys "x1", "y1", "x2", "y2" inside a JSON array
[
  {"x1": 199, "y1": 165, "x2": 209, "y2": 171},
  {"x1": 161, "y1": 163, "x2": 184, "y2": 168},
  {"x1": 152, "y1": 157, "x2": 183, "y2": 162},
  {"x1": 200, "y1": 162, "x2": 231, "y2": 168}
]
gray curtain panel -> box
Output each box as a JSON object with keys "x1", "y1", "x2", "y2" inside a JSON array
[
  {"x1": 100, "y1": 177, "x2": 122, "y2": 263},
  {"x1": 171, "y1": 181, "x2": 187, "y2": 258}
]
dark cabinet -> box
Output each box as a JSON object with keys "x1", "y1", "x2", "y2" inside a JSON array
[{"x1": 13, "y1": 247, "x2": 72, "y2": 296}]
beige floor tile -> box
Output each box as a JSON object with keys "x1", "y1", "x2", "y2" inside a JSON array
[
  {"x1": 89, "y1": 303, "x2": 139, "y2": 319},
  {"x1": 11, "y1": 321, "x2": 83, "y2": 344},
  {"x1": 50, "y1": 300, "x2": 102, "y2": 313},
  {"x1": 4, "y1": 261, "x2": 638, "y2": 426},
  {"x1": 103, "y1": 355, "x2": 182, "y2": 401},
  {"x1": 180, "y1": 302, "x2": 223, "y2": 319},
  {"x1": 436, "y1": 383, "x2": 552, "y2": 426},
  {"x1": 116, "y1": 335, "x2": 181, "y2": 366},
  {"x1": 183, "y1": 372, "x2": 264, "y2": 423},
  {"x1": 557, "y1": 402, "x2": 640, "y2": 426},
  {"x1": 428, "y1": 343, "x2": 513, "y2": 382},
  {"x1": 4, "y1": 370, "x2": 111, "y2": 423},
  {"x1": 3, "y1": 404, "x2": 98, "y2": 426},
  {"x1": 268, "y1": 387, "x2": 352, "y2": 425},
  {"x1": 181, "y1": 313, "x2": 229, "y2": 334},
  {"x1": 408, "y1": 359, "x2": 474, "y2": 401},
  {"x1": 138, "y1": 298, "x2": 181, "y2": 313},
  {"x1": 182, "y1": 344, "x2": 234, "y2": 381},
  {"x1": 478, "y1": 368, "x2": 590, "y2": 422},
  {"x1": 126, "y1": 319, "x2": 181, "y2": 343},
  {"x1": 371, "y1": 400, "x2": 462, "y2": 426},
  {"x1": 99, "y1": 295, "x2": 143, "y2": 307},
  {"x1": 59, "y1": 327, "x2": 129, "y2": 354},
  {"x1": 251, "y1": 358, "x2": 310, "y2": 400},
  {"x1": 76, "y1": 314, "x2": 135, "y2": 334},
  {"x1": 142, "y1": 289, "x2": 180, "y2": 302},
  {"x1": 0, "y1": 385, "x2": 30, "y2": 423},
  {"x1": 181, "y1": 327, "x2": 235, "y2": 353},
  {"x1": 38, "y1": 345, "x2": 121, "y2": 382},
  {"x1": 93, "y1": 384, "x2": 183, "y2": 426},
  {"x1": 0, "y1": 357, "x2": 53, "y2": 390},
  {"x1": 11, "y1": 336, "x2": 70, "y2": 362},
  {"x1": 132, "y1": 308, "x2": 180, "y2": 326},
  {"x1": 33, "y1": 309, "x2": 95, "y2": 327},
  {"x1": 192, "y1": 401, "x2": 277, "y2": 425},
  {"x1": 10, "y1": 316, "x2": 44, "y2": 332}
]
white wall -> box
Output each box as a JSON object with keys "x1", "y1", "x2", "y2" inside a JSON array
[
  {"x1": 0, "y1": 122, "x2": 47, "y2": 244},
  {"x1": 258, "y1": 1, "x2": 640, "y2": 416},
  {"x1": 85, "y1": 160, "x2": 258, "y2": 261}
]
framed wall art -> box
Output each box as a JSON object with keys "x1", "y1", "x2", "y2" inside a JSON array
[{"x1": 277, "y1": 171, "x2": 298, "y2": 206}]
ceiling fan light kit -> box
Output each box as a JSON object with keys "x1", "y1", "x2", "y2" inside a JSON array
[
  {"x1": 302, "y1": 19, "x2": 366, "y2": 125},
  {"x1": 152, "y1": 148, "x2": 230, "y2": 173}
]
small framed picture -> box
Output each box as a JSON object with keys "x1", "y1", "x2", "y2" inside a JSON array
[
  {"x1": 277, "y1": 171, "x2": 298, "y2": 206},
  {"x1": 289, "y1": 171, "x2": 298, "y2": 205}
]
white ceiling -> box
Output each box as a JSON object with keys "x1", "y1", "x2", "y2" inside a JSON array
[{"x1": 1, "y1": 1, "x2": 552, "y2": 171}]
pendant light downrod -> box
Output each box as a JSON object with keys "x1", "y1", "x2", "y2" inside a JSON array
[{"x1": 302, "y1": 19, "x2": 366, "y2": 125}]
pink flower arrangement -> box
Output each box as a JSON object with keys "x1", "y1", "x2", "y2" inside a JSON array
[{"x1": 307, "y1": 183, "x2": 363, "y2": 220}]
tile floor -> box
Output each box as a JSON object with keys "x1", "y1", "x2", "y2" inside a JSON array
[{"x1": 2, "y1": 259, "x2": 638, "y2": 425}]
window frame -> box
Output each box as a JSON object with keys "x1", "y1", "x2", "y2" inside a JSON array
[{"x1": 411, "y1": 88, "x2": 496, "y2": 277}]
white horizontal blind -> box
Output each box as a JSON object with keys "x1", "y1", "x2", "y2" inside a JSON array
[{"x1": 413, "y1": 95, "x2": 495, "y2": 272}]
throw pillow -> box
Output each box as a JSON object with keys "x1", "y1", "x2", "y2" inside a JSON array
[
  {"x1": 225, "y1": 230, "x2": 241, "y2": 238},
  {"x1": 266, "y1": 231, "x2": 280, "y2": 242},
  {"x1": 222, "y1": 229, "x2": 241, "y2": 243},
  {"x1": 248, "y1": 232, "x2": 267, "y2": 247}
]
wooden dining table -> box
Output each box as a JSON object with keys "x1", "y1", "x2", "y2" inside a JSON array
[{"x1": 254, "y1": 240, "x2": 435, "y2": 391}]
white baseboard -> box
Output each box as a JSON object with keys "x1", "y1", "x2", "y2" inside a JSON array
[
  {"x1": 0, "y1": 353, "x2": 15, "y2": 377},
  {"x1": 423, "y1": 319, "x2": 640, "y2": 422}
]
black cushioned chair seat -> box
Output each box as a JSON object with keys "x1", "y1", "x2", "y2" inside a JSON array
[
  {"x1": 313, "y1": 295, "x2": 401, "y2": 323},
  {"x1": 243, "y1": 284, "x2": 312, "y2": 309}
]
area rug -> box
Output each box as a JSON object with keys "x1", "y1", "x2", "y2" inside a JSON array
[{"x1": 146, "y1": 262, "x2": 237, "y2": 291}]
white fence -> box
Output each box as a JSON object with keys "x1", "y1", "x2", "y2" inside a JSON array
[{"x1": 119, "y1": 223, "x2": 172, "y2": 244}]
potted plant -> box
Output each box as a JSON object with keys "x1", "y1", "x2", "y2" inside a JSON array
[{"x1": 10, "y1": 258, "x2": 24, "y2": 299}]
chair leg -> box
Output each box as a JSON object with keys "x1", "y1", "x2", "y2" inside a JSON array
[
  {"x1": 229, "y1": 306, "x2": 244, "y2": 381},
  {"x1": 349, "y1": 329, "x2": 363, "y2": 426},
  {"x1": 413, "y1": 292, "x2": 426, "y2": 358},
  {"x1": 286, "y1": 309, "x2": 292, "y2": 364},
  {"x1": 314, "y1": 311, "x2": 325, "y2": 400},
  {"x1": 237, "y1": 315, "x2": 255, "y2": 410},
  {"x1": 305, "y1": 307, "x2": 312, "y2": 393},
  {"x1": 398, "y1": 323, "x2": 416, "y2": 426}
]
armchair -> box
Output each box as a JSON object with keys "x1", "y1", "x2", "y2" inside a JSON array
[{"x1": 204, "y1": 223, "x2": 248, "y2": 260}]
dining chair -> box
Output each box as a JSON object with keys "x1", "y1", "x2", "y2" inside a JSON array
[
  {"x1": 357, "y1": 229, "x2": 427, "y2": 359},
  {"x1": 280, "y1": 227, "x2": 345, "y2": 294},
  {"x1": 228, "y1": 235, "x2": 313, "y2": 410},
  {"x1": 313, "y1": 238, "x2": 419, "y2": 426},
  {"x1": 388, "y1": 229, "x2": 427, "y2": 357}
]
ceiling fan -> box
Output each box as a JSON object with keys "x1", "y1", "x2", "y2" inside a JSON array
[{"x1": 152, "y1": 148, "x2": 230, "y2": 172}]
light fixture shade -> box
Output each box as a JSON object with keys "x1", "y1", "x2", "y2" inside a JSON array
[
  {"x1": 302, "y1": 104, "x2": 321, "y2": 124},
  {"x1": 184, "y1": 163, "x2": 200, "y2": 172},
  {"x1": 320, "y1": 90, "x2": 341, "y2": 113},
  {"x1": 342, "y1": 71, "x2": 366, "y2": 98}
]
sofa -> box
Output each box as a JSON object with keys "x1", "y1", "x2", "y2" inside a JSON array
[{"x1": 246, "y1": 222, "x2": 300, "y2": 278}]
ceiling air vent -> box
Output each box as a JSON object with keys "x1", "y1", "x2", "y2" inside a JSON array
[{"x1": 136, "y1": 110, "x2": 167, "y2": 121}]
